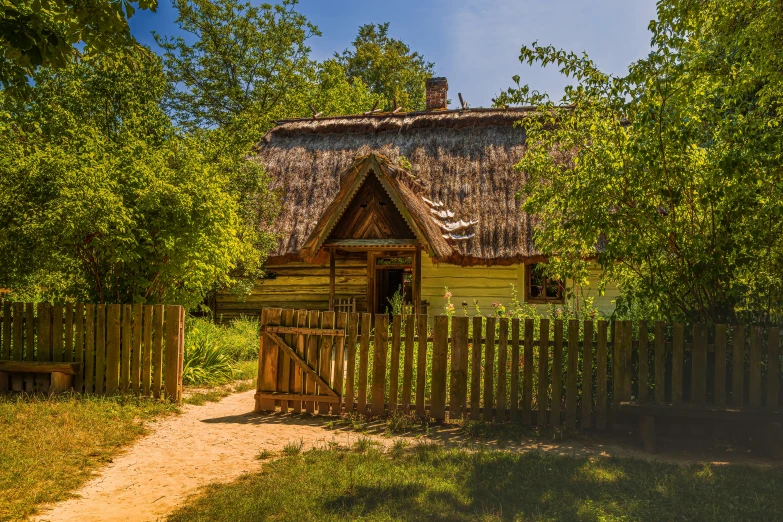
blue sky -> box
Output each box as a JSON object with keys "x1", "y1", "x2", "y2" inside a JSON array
[{"x1": 129, "y1": 0, "x2": 658, "y2": 108}]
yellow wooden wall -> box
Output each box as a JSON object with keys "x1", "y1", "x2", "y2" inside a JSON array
[
  {"x1": 215, "y1": 254, "x2": 620, "y2": 321},
  {"x1": 421, "y1": 255, "x2": 619, "y2": 317}
]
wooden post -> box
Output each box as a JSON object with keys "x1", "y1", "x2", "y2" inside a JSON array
[
  {"x1": 329, "y1": 248, "x2": 336, "y2": 312},
  {"x1": 371, "y1": 314, "x2": 389, "y2": 416},
  {"x1": 257, "y1": 308, "x2": 281, "y2": 411},
  {"x1": 551, "y1": 319, "x2": 563, "y2": 428},
  {"x1": 389, "y1": 314, "x2": 401, "y2": 413},
  {"x1": 565, "y1": 319, "x2": 579, "y2": 429},
  {"x1": 510, "y1": 318, "x2": 520, "y2": 422},
  {"x1": 470, "y1": 316, "x2": 482, "y2": 421},
  {"x1": 344, "y1": 313, "x2": 359, "y2": 412},
  {"x1": 596, "y1": 320, "x2": 608, "y2": 430},
  {"x1": 537, "y1": 319, "x2": 549, "y2": 427},
  {"x1": 367, "y1": 252, "x2": 376, "y2": 315},
  {"x1": 413, "y1": 247, "x2": 422, "y2": 316},
  {"x1": 581, "y1": 320, "x2": 594, "y2": 429},
  {"x1": 402, "y1": 314, "x2": 415, "y2": 413},
  {"x1": 497, "y1": 318, "x2": 508, "y2": 422}
]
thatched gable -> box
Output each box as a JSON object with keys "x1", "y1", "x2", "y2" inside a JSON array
[{"x1": 254, "y1": 108, "x2": 539, "y2": 266}]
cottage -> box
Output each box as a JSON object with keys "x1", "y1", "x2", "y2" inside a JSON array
[{"x1": 215, "y1": 78, "x2": 618, "y2": 320}]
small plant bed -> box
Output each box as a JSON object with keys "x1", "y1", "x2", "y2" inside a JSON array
[
  {"x1": 168, "y1": 442, "x2": 783, "y2": 521},
  {"x1": 0, "y1": 393, "x2": 176, "y2": 520}
]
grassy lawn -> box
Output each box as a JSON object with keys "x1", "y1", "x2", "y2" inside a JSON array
[
  {"x1": 0, "y1": 393, "x2": 177, "y2": 521},
  {"x1": 169, "y1": 442, "x2": 783, "y2": 522}
]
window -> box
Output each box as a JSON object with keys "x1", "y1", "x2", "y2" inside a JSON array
[{"x1": 525, "y1": 263, "x2": 565, "y2": 304}]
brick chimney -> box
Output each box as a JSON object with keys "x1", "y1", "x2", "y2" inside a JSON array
[{"x1": 425, "y1": 77, "x2": 448, "y2": 110}]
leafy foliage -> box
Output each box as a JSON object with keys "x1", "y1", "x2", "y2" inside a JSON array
[
  {"x1": 496, "y1": 0, "x2": 783, "y2": 324},
  {"x1": 335, "y1": 22, "x2": 434, "y2": 112},
  {"x1": 154, "y1": 0, "x2": 319, "y2": 134},
  {"x1": 0, "y1": 46, "x2": 270, "y2": 307},
  {"x1": 182, "y1": 316, "x2": 259, "y2": 385},
  {"x1": 0, "y1": 0, "x2": 156, "y2": 93}
]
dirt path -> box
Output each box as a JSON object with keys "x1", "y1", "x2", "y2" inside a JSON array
[
  {"x1": 34, "y1": 389, "x2": 777, "y2": 522},
  {"x1": 33, "y1": 390, "x2": 385, "y2": 522}
]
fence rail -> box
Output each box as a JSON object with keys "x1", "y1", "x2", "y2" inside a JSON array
[
  {"x1": 0, "y1": 302, "x2": 184, "y2": 401},
  {"x1": 257, "y1": 309, "x2": 783, "y2": 428}
]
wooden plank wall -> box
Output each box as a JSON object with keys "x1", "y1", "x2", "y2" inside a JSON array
[
  {"x1": 0, "y1": 302, "x2": 184, "y2": 401},
  {"x1": 216, "y1": 259, "x2": 369, "y2": 321},
  {"x1": 256, "y1": 310, "x2": 783, "y2": 427}
]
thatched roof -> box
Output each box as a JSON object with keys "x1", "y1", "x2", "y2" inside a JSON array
[{"x1": 254, "y1": 108, "x2": 540, "y2": 266}]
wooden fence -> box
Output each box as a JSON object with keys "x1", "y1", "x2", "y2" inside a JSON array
[
  {"x1": 0, "y1": 302, "x2": 184, "y2": 401},
  {"x1": 257, "y1": 309, "x2": 782, "y2": 427}
]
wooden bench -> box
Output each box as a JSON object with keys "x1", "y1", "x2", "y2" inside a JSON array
[
  {"x1": 0, "y1": 361, "x2": 83, "y2": 393},
  {"x1": 620, "y1": 401, "x2": 783, "y2": 456}
]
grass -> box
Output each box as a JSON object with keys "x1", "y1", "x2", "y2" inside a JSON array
[
  {"x1": 168, "y1": 443, "x2": 783, "y2": 522},
  {"x1": 0, "y1": 393, "x2": 177, "y2": 521},
  {"x1": 183, "y1": 316, "x2": 259, "y2": 386}
]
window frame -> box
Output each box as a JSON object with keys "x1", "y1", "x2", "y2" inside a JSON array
[{"x1": 524, "y1": 263, "x2": 565, "y2": 304}]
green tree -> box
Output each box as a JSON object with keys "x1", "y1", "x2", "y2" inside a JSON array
[
  {"x1": 0, "y1": 46, "x2": 274, "y2": 308},
  {"x1": 0, "y1": 0, "x2": 156, "y2": 93},
  {"x1": 154, "y1": 0, "x2": 319, "y2": 135},
  {"x1": 335, "y1": 22, "x2": 434, "y2": 112},
  {"x1": 496, "y1": 0, "x2": 783, "y2": 324}
]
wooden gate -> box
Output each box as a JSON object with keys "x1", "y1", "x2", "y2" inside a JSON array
[{"x1": 255, "y1": 309, "x2": 349, "y2": 414}]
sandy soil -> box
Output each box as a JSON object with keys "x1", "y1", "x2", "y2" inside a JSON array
[
  {"x1": 33, "y1": 390, "x2": 385, "y2": 522},
  {"x1": 34, "y1": 389, "x2": 778, "y2": 522}
]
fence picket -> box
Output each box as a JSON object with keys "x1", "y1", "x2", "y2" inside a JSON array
[
  {"x1": 256, "y1": 308, "x2": 280, "y2": 411},
  {"x1": 638, "y1": 321, "x2": 649, "y2": 402},
  {"x1": 767, "y1": 327, "x2": 780, "y2": 411},
  {"x1": 52, "y1": 305, "x2": 63, "y2": 363},
  {"x1": 691, "y1": 323, "x2": 707, "y2": 405},
  {"x1": 85, "y1": 305, "x2": 95, "y2": 394},
  {"x1": 94, "y1": 305, "x2": 106, "y2": 394},
  {"x1": 120, "y1": 304, "x2": 131, "y2": 392},
  {"x1": 581, "y1": 320, "x2": 594, "y2": 428},
  {"x1": 497, "y1": 318, "x2": 508, "y2": 422},
  {"x1": 164, "y1": 305, "x2": 184, "y2": 402},
  {"x1": 279, "y1": 308, "x2": 295, "y2": 413},
  {"x1": 302, "y1": 310, "x2": 318, "y2": 413},
  {"x1": 430, "y1": 315, "x2": 448, "y2": 422},
  {"x1": 672, "y1": 323, "x2": 684, "y2": 405},
  {"x1": 566, "y1": 319, "x2": 579, "y2": 429},
  {"x1": 537, "y1": 319, "x2": 550, "y2": 427},
  {"x1": 12, "y1": 303, "x2": 24, "y2": 391},
  {"x1": 344, "y1": 312, "x2": 359, "y2": 413},
  {"x1": 483, "y1": 317, "x2": 496, "y2": 422},
  {"x1": 106, "y1": 305, "x2": 122, "y2": 394},
  {"x1": 450, "y1": 316, "x2": 469, "y2": 420},
  {"x1": 654, "y1": 322, "x2": 666, "y2": 403},
  {"x1": 152, "y1": 305, "x2": 164, "y2": 399},
  {"x1": 132, "y1": 304, "x2": 143, "y2": 395},
  {"x1": 596, "y1": 320, "x2": 608, "y2": 430},
  {"x1": 357, "y1": 313, "x2": 371, "y2": 415},
  {"x1": 714, "y1": 324, "x2": 727, "y2": 406},
  {"x1": 748, "y1": 326, "x2": 762, "y2": 408},
  {"x1": 402, "y1": 314, "x2": 415, "y2": 413},
  {"x1": 38, "y1": 303, "x2": 52, "y2": 392},
  {"x1": 319, "y1": 311, "x2": 336, "y2": 415},
  {"x1": 523, "y1": 318, "x2": 534, "y2": 425},
  {"x1": 389, "y1": 314, "x2": 401, "y2": 413},
  {"x1": 74, "y1": 303, "x2": 84, "y2": 392},
  {"x1": 65, "y1": 303, "x2": 74, "y2": 363},
  {"x1": 371, "y1": 313, "x2": 388, "y2": 416},
  {"x1": 0, "y1": 304, "x2": 8, "y2": 391},
  {"x1": 732, "y1": 326, "x2": 745, "y2": 407},
  {"x1": 510, "y1": 318, "x2": 520, "y2": 422},
  {"x1": 333, "y1": 312, "x2": 348, "y2": 414},
  {"x1": 305, "y1": 310, "x2": 321, "y2": 414},
  {"x1": 551, "y1": 319, "x2": 563, "y2": 428},
  {"x1": 415, "y1": 314, "x2": 428, "y2": 417},
  {"x1": 141, "y1": 305, "x2": 153, "y2": 396},
  {"x1": 470, "y1": 316, "x2": 482, "y2": 421}
]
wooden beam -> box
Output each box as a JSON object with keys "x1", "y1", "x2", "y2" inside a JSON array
[
  {"x1": 367, "y1": 251, "x2": 376, "y2": 315},
  {"x1": 255, "y1": 392, "x2": 339, "y2": 403},
  {"x1": 0, "y1": 360, "x2": 83, "y2": 375},
  {"x1": 329, "y1": 247, "x2": 336, "y2": 311},
  {"x1": 264, "y1": 332, "x2": 338, "y2": 397},
  {"x1": 413, "y1": 246, "x2": 422, "y2": 316},
  {"x1": 263, "y1": 326, "x2": 345, "y2": 337}
]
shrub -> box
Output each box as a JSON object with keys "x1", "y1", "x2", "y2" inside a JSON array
[{"x1": 182, "y1": 316, "x2": 260, "y2": 386}]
